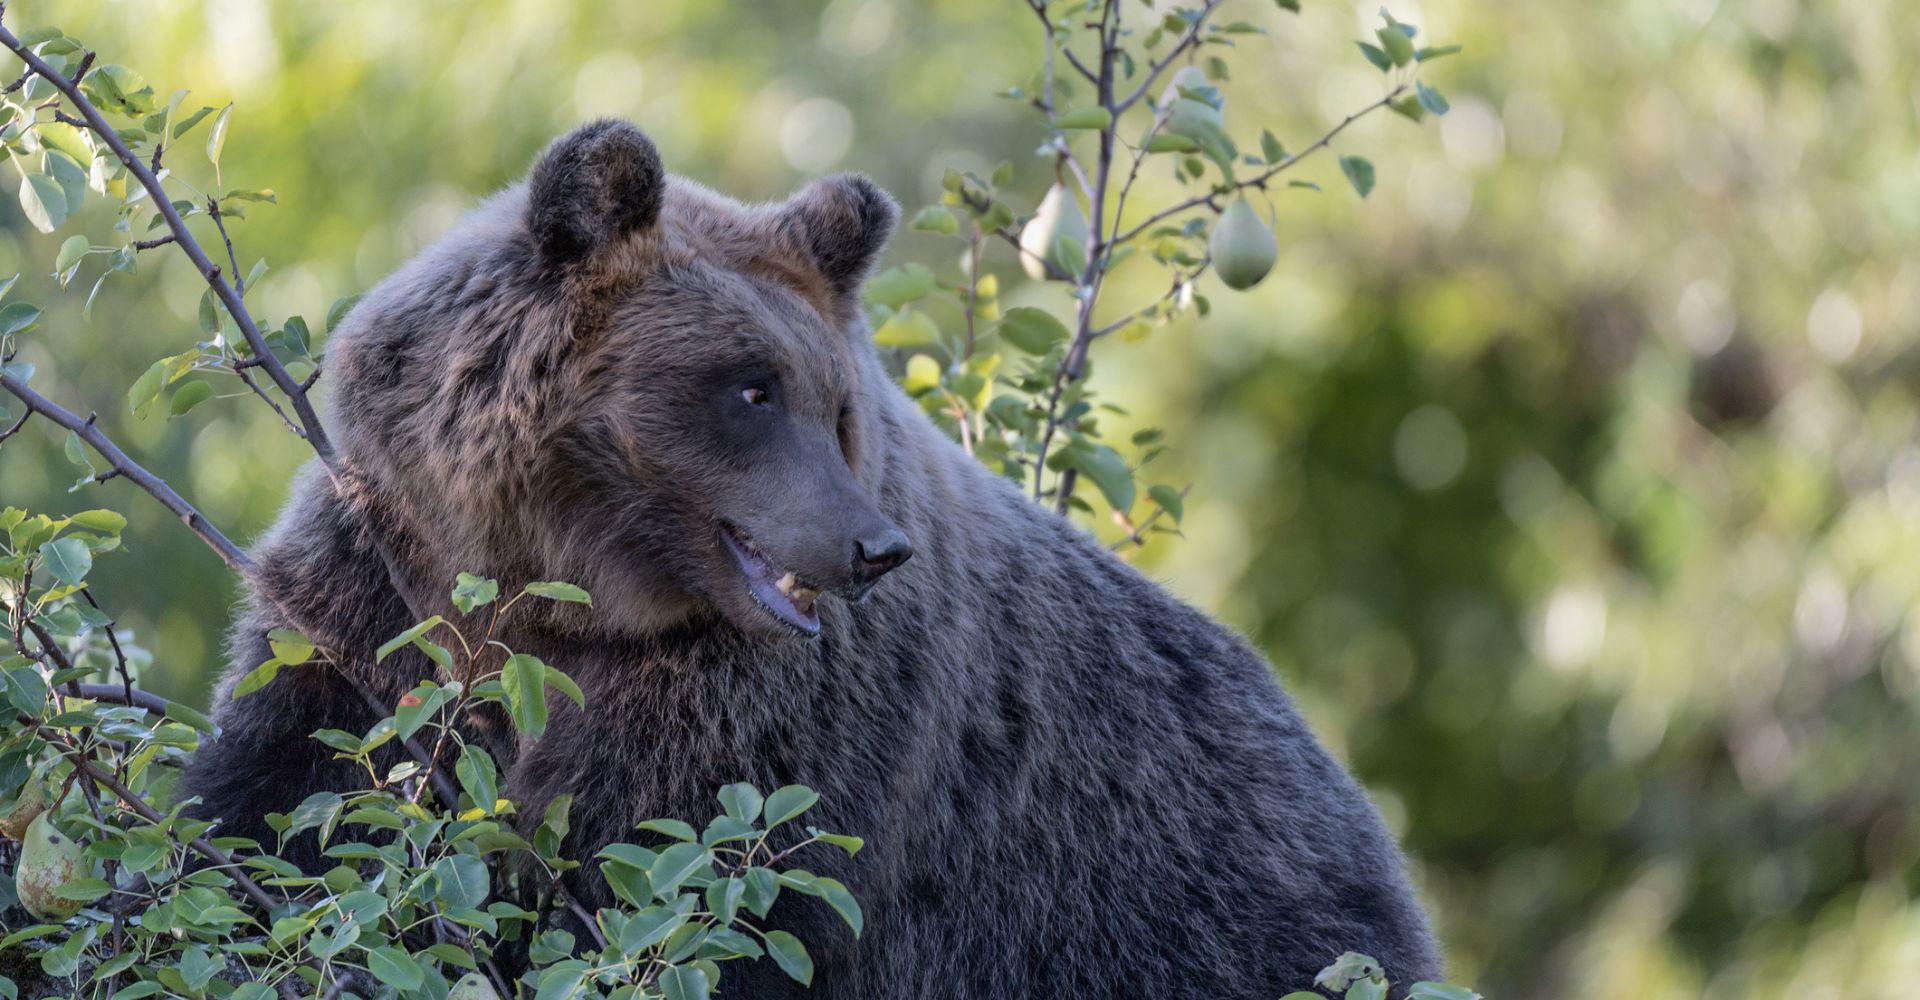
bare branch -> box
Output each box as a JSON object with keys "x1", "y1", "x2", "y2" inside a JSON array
[
  {"x1": 0, "y1": 372, "x2": 254, "y2": 574},
  {"x1": 0, "y1": 406, "x2": 26, "y2": 443}
]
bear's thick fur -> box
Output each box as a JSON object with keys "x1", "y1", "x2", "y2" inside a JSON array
[{"x1": 184, "y1": 120, "x2": 1439, "y2": 997}]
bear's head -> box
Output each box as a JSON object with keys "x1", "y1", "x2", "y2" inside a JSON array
[{"x1": 329, "y1": 119, "x2": 915, "y2": 641}]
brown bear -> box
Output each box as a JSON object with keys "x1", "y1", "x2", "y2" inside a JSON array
[{"x1": 184, "y1": 119, "x2": 1440, "y2": 998}]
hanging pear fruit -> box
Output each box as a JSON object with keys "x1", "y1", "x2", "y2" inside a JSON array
[
  {"x1": 1019, "y1": 183, "x2": 1089, "y2": 281},
  {"x1": 0, "y1": 775, "x2": 48, "y2": 840},
  {"x1": 1209, "y1": 199, "x2": 1279, "y2": 290},
  {"x1": 16, "y1": 812, "x2": 86, "y2": 921}
]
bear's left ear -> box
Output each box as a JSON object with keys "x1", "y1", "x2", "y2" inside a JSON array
[
  {"x1": 781, "y1": 174, "x2": 899, "y2": 297},
  {"x1": 528, "y1": 118, "x2": 665, "y2": 267}
]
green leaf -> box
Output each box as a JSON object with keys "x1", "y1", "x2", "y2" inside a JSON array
[
  {"x1": 205, "y1": 103, "x2": 233, "y2": 180},
  {"x1": 455, "y1": 744, "x2": 499, "y2": 812},
  {"x1": 647, "y1": 842, "x2": 712, "y2": 900},
  {"x1": 763, "y1": 930, "x2": 814, "y2": 986},
  {"x1": 814, "y1": 875, "x2": 863, "y2": 937},
  {"x1": 367, "y1": 947, "x2": 424, "y2": 990},
  {"x1": 864, "y1": 264, "x2": 935, "y2": 308},
  {"x1": 659, "y1": 965, "x2": 711, "y2": 1000},
  {"x1": 1073, "y1": 443, "x2": 1135, "y2": 512},
  {"x1": 395, "y1": 681, "x2": 457, "y2": 740},
  {"x1": 742, "y1": 867, "x2": 780, "y2": 917},
  {"x1": 717, "y1": 782, "x2": 763, "y2": 823},
  {"x1": 38, "y1": 536, "x2": 91, "y2": 585},
  {"x1": 524, "y1": 581, "x2": 592, "y2": 605},
  {"x1": 705, "y1": 876, "x2": 744, "y2": 926},
  {"x1": 1415, "y1": 44, "x2": 1462, "y2": 62},
  {"x1": 127, "y1": 360, "x2": 167, "y2": 419},
  {"x1": 375, "y1": 615, "x2": 446, "y2": 663},
  {"x1": 36, "y1": 122, "x2": 90, "y2": 166},
  {"x1": 1377, "y1": 26, "x2": 1415, "y2": 66},
  {"x1": 0, "y1": 303, "x2": 40, "y2": 337},
  {"x1": 618, "y1": 897, "x2": 694, "y2": 951},
  {"x1": 267, "y1": 627, "x2": 315, "y2": 665},
  {"x1": 532, "y1": 961, "x2": 587, "y2": 1000},
  {"x1": 54, "y1": 235, "x2": 88, "y2": 274},
  {"x1": 451, "y1": 571, "x2": 499, "y2": 613},
  {"x1": 19, "y1": 173, "x2": 67, "y2": 233},
  {"x1": 1416, "y1": 81, "x2": 1450, "y2": 116},
  {"x1": 501, "y1": 653, "x2": 548, "y2": 739},
  {"x1": 639, "y1": 818, "x2": 699, "y2": 843},
  {"x1": 762, "y1": 785, "x2": 820, "y2": 828},
  {"x1": 1356, "y1": 41, "x2": 1392, "y2": 72},
  {"x1": 230, "y1": 658, "x2": 282, "y2": 699},
  {"x1": 1339, "y1": 155, "x2": 1376, "y2": 198},
  {"x1": 51, "y1": 877, "x2": 110, "y2": 902},
  {"x1": 908, "y1": 205, "x2": 959, "y2": 235},
  {"x1": 1053, "y1": 106, "x2": 1113, "y2": 130},
  {"x1": 811, "y1": 830, "x2": 865, "y2": 856},
  {"x1": 167, "y1": 380, "x2": 213, "y2": 418},
  {"x1": 326, "y1": 294, "x2": 362, "y2": 332},
  {"x1": 1259, "y1": 129, "x2": 1287, "y2": 165},
  {"x1": 543, "y1": 666, "x2": 585, "y2": 709},
  {"x1": 1148, "y1": 484, "x2": 1185, "y2": 524},
  {"x1": 1144, "y1": 133, "x2": 1199, "y2": 154},
  {"x1": 434, "y1": 854, "x2": 490, "y2": 910},
  {"x1": 997, "y1": 307, "x2": 1068, "y2": 355},
  {"x1": 872, "y1": 309, "x2": 940, "y2": 349}
]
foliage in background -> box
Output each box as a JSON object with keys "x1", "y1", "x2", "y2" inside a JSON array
[{"x1": 1, "y1": 0, "x2": 1915, "y2": 998}]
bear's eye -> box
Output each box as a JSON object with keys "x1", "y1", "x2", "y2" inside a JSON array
[{"x1": 740, "y1": 386, "x2": 771, "y2": 408}]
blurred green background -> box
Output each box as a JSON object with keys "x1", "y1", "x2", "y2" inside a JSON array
[{"x1": 3, "y1": 0, "x2": 1918, "y2": 996}]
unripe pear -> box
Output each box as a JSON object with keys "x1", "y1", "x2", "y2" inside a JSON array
[
  {"x1": 0, "y1": 777, "x2": 48, "y2": 841},
  {"x1": 1164, "y1": 98, "x2": 1224, "y2": 144},
  {"x1": 1019, "y1": 183, "x2": 1089, "y2": 281},
  {"x1": 16, "y1": 811, "x2": 85, "y2": 921},
  {"x1": 447, "y1": 973, "x2": 501, "y2": 1000},
  {"x1": 1159, "y1": 65, "x2": 1211, "y2": 107},
  {"x1": 1209, "y1": 199, "x2": 1278, "y2": 290}
]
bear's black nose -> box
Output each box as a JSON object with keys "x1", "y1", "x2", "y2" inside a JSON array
[{"x1": 853, "y1": 530, "x2": 913, "y2": 581}]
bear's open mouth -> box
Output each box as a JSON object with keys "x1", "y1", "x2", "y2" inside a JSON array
[{"x1": 721, "y1": 523, "x2": 824, "y2": 635}]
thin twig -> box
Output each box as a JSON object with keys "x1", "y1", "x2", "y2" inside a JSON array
[
  {"x1": 0, "y1": 372, "x2": 254, "y2": 573},
  {"x1": 1113, "y1": 0, "x2": 1225, "y2": 114},
  {"x1": 1109, "y1": 85, "x2": 1408, "y2": 248}
]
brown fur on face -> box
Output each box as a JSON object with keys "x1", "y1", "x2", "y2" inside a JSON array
[{"x1": 327, "y1": 123, "x2": 908, "y2": 639}]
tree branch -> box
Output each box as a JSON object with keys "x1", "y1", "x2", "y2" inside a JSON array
[
  {"x1": 0, "y1": 24, "x2": 337, "y2": 466},
  {"x1": 1113, "y1": 0, "x2": 1225, "y2": 115},
  {"x1": 1110, "y1": 84, "x2": 1408, "y2": 248},
  {"x1": 0, "y1": 371, "x2": 254, "y2": 574}
]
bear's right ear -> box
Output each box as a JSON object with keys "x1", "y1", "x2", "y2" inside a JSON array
[{"x1": 528, "y1": 119, "x2": 665, "y2": 267}]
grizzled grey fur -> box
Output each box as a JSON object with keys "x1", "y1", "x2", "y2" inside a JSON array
[{"x1": 184, "y1": 119, "x2": 1440, "y2": 997}]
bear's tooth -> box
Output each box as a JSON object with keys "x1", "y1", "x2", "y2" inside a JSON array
[{"x1": 776, "y1": 572, "x2": 797, "y2": 595}]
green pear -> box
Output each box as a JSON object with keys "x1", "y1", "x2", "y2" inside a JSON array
[
  {"x1": 16, "y1": 811, "x2": 85, "y2": 921},
  {"x1": 447, "y1": 973, "x2": 501, "y2": 1000},
  {"x1": 1209, "y1": 199, "x2": 1279, "y2": 290},
  {"x1": 1018, "y1": 183, "x2": 1089, "y2": 281},
  {"x1": 0, "y1": 776, "x2": 47, "y2": 841},
  {"x1": 1165, "y1": 97, "x2": 1224, "y2": 144},
  {"x1": 1159, "y1": 65, "x2": 1211, "y2": 107}
]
